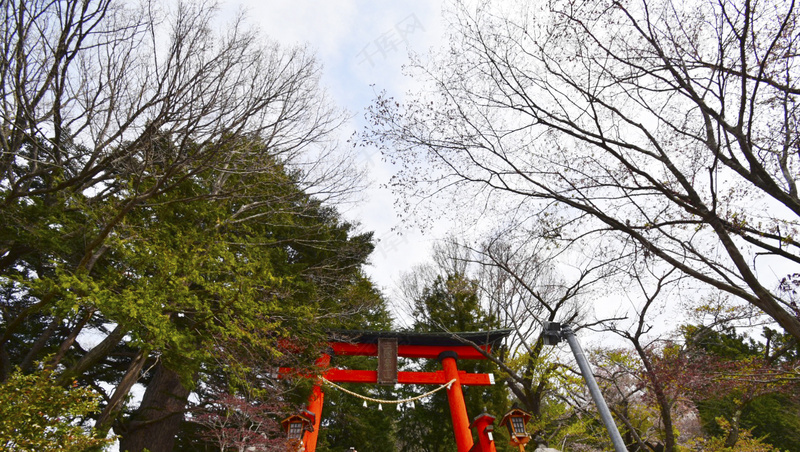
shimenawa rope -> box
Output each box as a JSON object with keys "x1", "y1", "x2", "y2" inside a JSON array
[{"x1": 320, "y1": 377, "x2": 456, "y2": 405}]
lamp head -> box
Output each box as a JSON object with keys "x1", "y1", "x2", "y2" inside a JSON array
[{"x1": 542, "y1": 321, "x2": 562, "y2": 346}]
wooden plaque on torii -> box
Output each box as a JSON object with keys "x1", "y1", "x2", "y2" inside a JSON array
[{"x1": 377, "y1": 338, "x2": 398, "y2": 385}]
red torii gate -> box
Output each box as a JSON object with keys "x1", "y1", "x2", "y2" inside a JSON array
[{"x1": 280, "y1": 329, "x2": 512, "y2": 452}]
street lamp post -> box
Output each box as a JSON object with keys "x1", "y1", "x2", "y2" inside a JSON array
[{"x1": 542, "y1": 322, "x2": 627, "y2": 452}]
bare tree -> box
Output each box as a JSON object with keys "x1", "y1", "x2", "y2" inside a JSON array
[
  {"x1": 601, "y1": 264, "x2": 685, "y2": 452},
  {"x1": 466, "y1": 232, "x2": 629, "y2": 434},
  {"x1": 396, "y1": 238, "x2": 471, "y2": 326},
  {"x1": 397, "y1": 233, "x2": 612, "y2": 429},
  {"x1": 366, "y1": 0, "x2": 800, "y2": 339}
]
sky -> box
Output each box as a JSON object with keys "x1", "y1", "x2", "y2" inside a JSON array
[{"x1": 223, "y1": 0, "x2": 450, "y2": 320}]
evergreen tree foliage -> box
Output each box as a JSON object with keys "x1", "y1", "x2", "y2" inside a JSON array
[
  {"x1": 0, "y1": 1, "x2": 372, "y2": 449},
  {"x1": 1, "y1": 137, "x2": 378, "y2": 450}
]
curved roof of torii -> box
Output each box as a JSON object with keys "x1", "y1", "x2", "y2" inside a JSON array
[{"x1": 327, "y1": 329, "x2": 513, "y2": 348}]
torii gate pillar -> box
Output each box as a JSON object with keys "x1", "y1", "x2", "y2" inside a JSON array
[
  {"x1": 439, "y1": 351, "x2": 473, "y2": 452},
  {"x1": 303, "y1": 354, "x2": 330, "y2": 451}
]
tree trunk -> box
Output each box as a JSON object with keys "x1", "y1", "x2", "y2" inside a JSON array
[
  {"x1": 20, "y1": 316, "x2": 61, "y2": 372},
  {"x1": 57, "y1": 324, "x2": 125, "y2": 386},
  {"x1": 0, "y1": 344, "x2": 10, "y2": 381},
  {"x1": 633, "y1": 343, "x2": 676, "y2": 452},
  {"x1": 724, "y1": 409, "x2": 742, "y2": 448},
  {"x1": 96, "y1": 348, "x2": 149, "y2": 436},
  {"x1": 118, "y1": 362, "x2": 191, "y2": 452}
]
